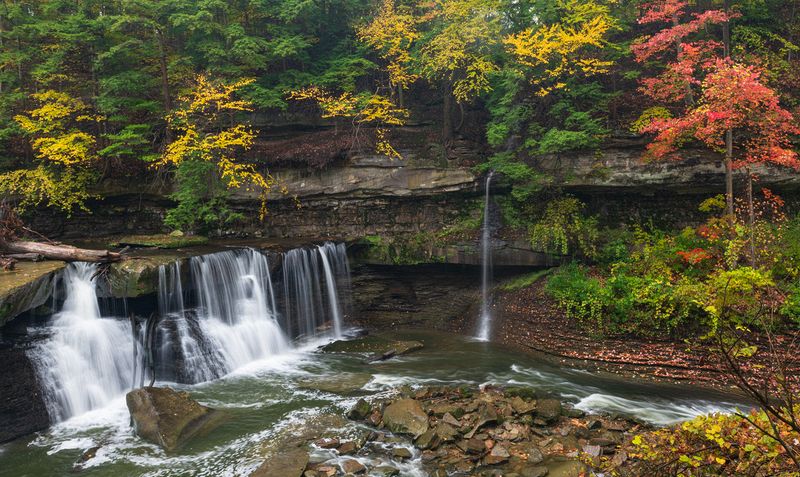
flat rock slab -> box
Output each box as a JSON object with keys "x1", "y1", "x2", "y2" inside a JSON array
[
  {"x1": 321, "y1": 336, "x2": 424, "y2": 362},
  {"x1": 250, "y1": 448, "x2": 309, "y2": 477},
  {"x1": 0, "y1": 261, "x2": 64, "y2": 326},
  {"x1": 126, "y1": 386, "x2": 223, "y2": 452}
]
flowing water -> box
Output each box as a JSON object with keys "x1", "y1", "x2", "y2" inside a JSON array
[
  {"x1": 26, "y1": 244, "x2": 352, "y2": 424},
  {"x1": 0, "y1": 330, "x2": 745, "y2": 477},
  {"x1": 476, "y1": 171, "x2": 494, "y2": 341},
  {"x1": 2, "y1": 242, "x2": 750, "y2": 476}
]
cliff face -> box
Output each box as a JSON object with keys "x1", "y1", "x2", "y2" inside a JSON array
[{"x1": 27, "y1": 142, "x2": 800, "y2": 241}]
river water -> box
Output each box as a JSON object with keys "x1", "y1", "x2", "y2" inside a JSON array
[{"x1": 0, "y1": 329, "x2": 744, "y2": 477}]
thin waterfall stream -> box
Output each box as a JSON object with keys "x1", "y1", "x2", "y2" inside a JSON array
[{"x1": 476, "y1": 171, "x2": 495, "y2": 341}]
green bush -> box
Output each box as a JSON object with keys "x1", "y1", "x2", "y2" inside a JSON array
[
  {"x1": 529, "y1": 197, "x2": 599, "y2": 258},
  {"x1": 546, "y1": 264, "x2": 609, "y2": 334}
]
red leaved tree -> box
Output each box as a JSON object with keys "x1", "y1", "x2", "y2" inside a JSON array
[{"x1": 633, "y1": 1, "x2": 800, "y2": 217}]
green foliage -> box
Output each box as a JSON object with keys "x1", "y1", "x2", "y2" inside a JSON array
[
  {"x1": 164, "y1": 160, "x2": 243, "y2": 233},
  {"x1": 618, "y1": 409, "x2": 800, "y2": 477},
  {"x1": 546, "y1": 263, "x2": 608, "y2": 332},
  {"x1": 530, "y1": 197, "x2": 599, "y2": 258}
]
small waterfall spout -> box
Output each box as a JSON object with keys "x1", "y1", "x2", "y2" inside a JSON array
[
  {"x1": 28, "y1": 263, "x2": 135, "y2": 421},
  {"x1": 476, "y1": 171, "x2": 495, "y2": 341}
]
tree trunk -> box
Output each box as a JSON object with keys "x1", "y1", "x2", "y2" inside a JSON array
[
  {"x1": 156, "y1": 28, "x2": 172, "y2": 143},
  {"x1": 726, "y1": 129, "x2": 734, "y2": 218},
  {"x1": 747, "y1": 171, "x2": 755, "y2": 267},
  {"x1": 0, "y1": 239, "x2": 124, "y2": 263},
  {"x1": 723, "y1": 0, "x2": 735, "y2": 220},
  {"x1": 442, "y1": 80, "x2": 453, "y2": 144}
]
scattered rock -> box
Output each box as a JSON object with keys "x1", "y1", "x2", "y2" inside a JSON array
[
  {"x1": 393, "y1": 447, "x2": 413, "y2": 459},
  {"x1": 347, "y1": 398, "x2": 372, "y2": 421},
  {"x1": 250, "y1": 448, "x2": 309, "y2": 477},
  {"x1": 382, "y1": 398, "x2": 429, "y2": 437},
  {"x1": 126, "y1": 386, "x2": 222, "y2": 452},
  {"x1": 374, "y1": 465, "x2": 400, "y2": 476},
  {"x1": 340, "y1": 459, "x2": 366, "y2": 474},
  {"x1": 536, "y1": 399, "x2": 562, "y2": 424}
]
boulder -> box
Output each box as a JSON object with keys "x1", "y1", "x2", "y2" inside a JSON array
[
  {"x1": 382, "y1": 399, "x2": 429, "y2": 437},
  {"x1": 126, "y1": 386, "x2": 222, "y2": 452},
  {"x1": 250, "y1": 448, "x2": 309, "y2": 477},
  {"x1": 340, "y1": 459, "x2": 366, "y2": 474},
  {"x1": 536, "y1": 399, "x2": 562, "y2": 424},
  {"x1": 347, "y1": 398, "x2": 372, "y2": 420}
]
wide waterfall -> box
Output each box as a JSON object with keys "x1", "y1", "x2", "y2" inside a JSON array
[
  {"x1": 28, "y1": 263, "x2": 135, "y2": 421},
  {"x1": 28, "y1": 243, "x2": 352, "y2": 422},
  {"x1": 476, "y1": 171, "x2": 494, "y2": 341}
]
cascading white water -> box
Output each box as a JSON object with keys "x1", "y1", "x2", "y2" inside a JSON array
[
  {"x1": 29, "y1": 243, "x2": 352, "y2": 420},
  {"x1": 476, "y1": 171, "x2": 495, "y2": 341},
  {"x1": 156, "y1": 244, "x2": 351, "y2": 382},
  {"x1": 28, "y1": 263, "x2": 135, "y2": 421},
  {"x1": 281, "y1": 242, "x2": 350, "y2": 340},
  {"x1": 185, "y1": 249, "x2": 289, "y2": 374}
]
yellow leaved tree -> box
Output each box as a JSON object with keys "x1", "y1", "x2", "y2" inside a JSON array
[
  {"x1": 504, "y1": 0, "x2": 618, "y2": 96},
  {"x1": 0, "y1": 90, "x2": 101, "y2": 213},
  {"x1": 417, "y1": 0, "x2": 502, "y2": 140},
  {"x1": 155, "y1": 76, "x2": 278, "y2": 231},
  {"x1": 290, "y1": 86, "x2": 410, "y2": 159},
  {"x1": 356, "y1": 0, "x2": 420, "y2": 105}
]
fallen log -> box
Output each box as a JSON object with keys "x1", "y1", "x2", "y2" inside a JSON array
[
  {"x1": 4, "y1": 253, "x2": 45, "y2": 262},
  {"x1": 0, "y1": 239, "x2": 124, "y2": 263}
]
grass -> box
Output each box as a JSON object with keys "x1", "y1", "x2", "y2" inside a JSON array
[
  {"x1": 499, "y1": 269, "x2": 552, "y2": 291},
  {"x1": 109, "y1": 234, "x2": 209, "y2": 249}
]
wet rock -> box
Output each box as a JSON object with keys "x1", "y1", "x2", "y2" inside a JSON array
[
  {"x1": 0, "y1": 261, "x2": 64, "y2": 327},
  {"x1": 374, "y1": 465, "x2": 400, "y2": 476},
  {"x1": 0, "y1": 346, "x2": 50, "y2": 443},
  {"x1": 321, "y1": 336, "x2": 424, "y2": 361},
  {"x1": 250, "y1": 448, "x2": 309, "y2": 477},
  {"x1": 536, "y1": 399, "x2": 562, "y2": 424},
  {"x1": 393, "y1": 447, "x2": 413, "y2": 459},
  {"x1": 442, "y1": 412, "x2": 461, "y2": 427},
  {"x1": 414, "y1": 428, "x2": 442, "y2": 450},
  {"x1": 340, "y1": 459, "x2": 366, "y2": 474},
  {"x1": 526, "y1": 446, "x2": 544, "y2": 464},
  {"x1": 510, "y1": 396, "x2": 537, "y2": 415},
  {"x1": 484, "y1": 445, "x2": 510, "y2": 465},
  {"x1": 337, "y1": 440, "x2": 359, "y2": 454},
  {"x1": 314, "y1": 437, "x2": 340, "y2": 449},
  {"x1": 347, "y1": 398, "x2": 372, "y2": 421},
  {"x1": 297, "y1": 373, "x2": 372, "y2": 395},
  {"x1": 457, "y1": 438, "x2": 486, "y2": 454},
  {"x1": 382, "y1": 398, "x2": 429, "y2": 437},
  {"x1": 520, "y1": 465, "x2": 549, "y2": 477},
  {"x1": 126, "y1": 386, "x2": 222, "y2": 452},
  {"x1": 427, "y1": 402, "x2": 465, "y2": 419}
]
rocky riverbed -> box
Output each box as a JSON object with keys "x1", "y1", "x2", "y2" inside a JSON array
[{"x1": 253, "y1": 383, "x2": 641, "y2": 477}]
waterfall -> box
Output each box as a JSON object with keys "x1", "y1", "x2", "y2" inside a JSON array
[
  {"x1": 280, "y1": 242, "x2": 350, "y2": 340},
  {"x1": 28, "y1": 263, "x2": 135, "y2": 421},
  {"x1": 28, "y1": 243, "x2": 352, "y2": 422},
  {"x1": 476, "y1": 171, "x2": 494, "y2": 341}
]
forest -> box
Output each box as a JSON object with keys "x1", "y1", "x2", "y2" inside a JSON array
[{"x1": 0, "y1": 1, "x2": 799, "y2": 476}]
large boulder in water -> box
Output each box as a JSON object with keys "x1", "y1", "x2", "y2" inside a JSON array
[
  {"x1": 126, "y1": 386, "x2": 222, "y2": 452},
  {"x1": 382, "y1": 398, "x2": 429, "y2": 438}
]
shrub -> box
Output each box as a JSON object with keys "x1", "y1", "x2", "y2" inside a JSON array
[
  {"x1": 530, "y1": 197, "x2": 599, "y2": 258},
  {"x1": 546, "y1": 264, "x2": 609, "y2": 333}
]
